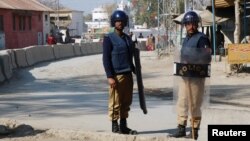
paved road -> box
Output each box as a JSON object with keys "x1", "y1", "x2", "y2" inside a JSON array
[{"x1": 0, "y1": 52, "x2": 250, "y2": 141}]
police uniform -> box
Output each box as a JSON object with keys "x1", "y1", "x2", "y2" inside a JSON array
[
  {"x1": 177, "y1": 31, "x2": 211, "y2": 138},
  {"x1": 102, "y1": 10, "x2": 137, "y2": 135},
  {"x1": 103, "y1": 32, "x2": 134, "y2": 121},
  {"x1": 172, "y1": 11, "x2": 211, "y2": 140}
]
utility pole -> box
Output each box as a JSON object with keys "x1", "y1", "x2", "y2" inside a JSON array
[
  {"x1": 185, "y1": 0, "x2": 193, "y2": 12},
  {"x1": 168, "y1": 0, "x2": 177, "y2": 46},
  {"x1": 157, "y1": 0, "x2": 178, "y2": 50},
  {"x1": 157, "y1": 0, "x2": 162, "y2": 36},
  {"x1": 212, "y1": 0, "x2": 216, "y2": 61},
  {"x1": 157, "y1": 0, "x2": 165, "y2": 56},
  {"x1": 57, "y1": 0, "x2": 60, "y2": 29}
]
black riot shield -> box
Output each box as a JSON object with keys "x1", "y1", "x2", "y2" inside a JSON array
[{"x1": 134, "y1": 47, "x2": 147, "y2": 114}]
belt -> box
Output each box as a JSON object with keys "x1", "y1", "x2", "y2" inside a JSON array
[{"x1": 115, "y1": 71, "x2": 132, "y2": 75}]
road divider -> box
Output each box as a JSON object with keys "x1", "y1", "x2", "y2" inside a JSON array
[{"x1": 0, "y1": 42, "x2": 103, "y2": 83}]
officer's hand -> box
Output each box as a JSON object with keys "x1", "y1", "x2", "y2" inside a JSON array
[{"x1": 108, "y1": 78, "x2": 116, "y2": 88}]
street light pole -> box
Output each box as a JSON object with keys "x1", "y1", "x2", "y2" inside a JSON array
[{"x1": 157, "y1": 0, "x2": 160, "y2": 35}]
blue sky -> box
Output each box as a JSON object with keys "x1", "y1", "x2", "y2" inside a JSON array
[{"x1": 60, "y1": 0, "x2": 117, "y2": 14}]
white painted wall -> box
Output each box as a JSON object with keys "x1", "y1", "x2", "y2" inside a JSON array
[
  {"x1": 85, "y1": 21, "x2": 109, "y2": 29},
  {"x1": 92, "y1": 7, "x2": 108, "y2": 22},
  {"x1": 68, "y1": 11, "x2": 84, "y2": 36}
]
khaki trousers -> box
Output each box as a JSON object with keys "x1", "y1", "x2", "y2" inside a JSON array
[
  {"x1": 177, "y1": 77, "x2": 205, "y2": 128},
  {"x1": 108, "y1": 73, "x2": 133, "y2": 121}
]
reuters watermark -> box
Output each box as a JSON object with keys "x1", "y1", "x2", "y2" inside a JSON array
[{"x1": 208, "y1": 125, "x2": 249, "y2": 140}]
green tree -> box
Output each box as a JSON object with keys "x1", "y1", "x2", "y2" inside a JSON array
[
  {"x1": 130, "y1": 0, "x2": 184, "y2": 28},
  {"x1": 84, "y1": 13, "x2": 92, "y2": 22},
  {"x1": 132, "y1": 0, "x2": 157, "y2": 27}
]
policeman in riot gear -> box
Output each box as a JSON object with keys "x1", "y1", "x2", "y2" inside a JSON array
[
  {"x1": 171, "y1": 11, "x2": 211, "y2": 140},
  {"x1": 102, "y1": 10, "x2": 137, "y2": 135}
]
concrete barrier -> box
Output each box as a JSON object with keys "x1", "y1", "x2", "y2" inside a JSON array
[
  {"x1": 13, "y1": 49, "x2": 28, "y2": 68},
  {"x1": 92, "y1": 42, "x2": 99, "y2": 54},
  {"x1": 95, "y1": 42, "x2": 103, "y2": 54},
  {"x1": 26, "y1": 45, "x2": 55, "y2": 66},
  {"x1": 79, "y1": 42, "x2": 102, "y2": 56},
  {"x1": 90, "y1": 43, "x2": 96, "y2": 54},
  {"x1": 0, "y1": 42, "x2": 104, "y2": 83},
  {"x1": 25, "y1": 46, "x2": 38, "y2": 66},
  {"x1": 73, "y1": 44, "x2": 82, "y2": 56},
  {"x1": 0, "y1": 53, "x2": 6, "y2": 82},
  {"x1": 80, "y1": 43, "x2": 89, "y2": 56},
  {"x1": 7, "y1": 49, "x2": 17, "y2": 69},
  {"x1": 0, "y1": 50, "x2": 13, "y2": 80},
  {"x1": 53, "y1": 44, "x2": 75, "y2": 59},
  {"x1": 0, "y1": 63, "x2": 4, "y2": 82},
  {"x1": 87, "y1": 43, "x2": 93, "y2": 55},
  {"x1": 25, "y1": 46, "x2": 55, "y2": 66},
  {"x1": 38, "y1": 45, "x2": 55, "y2": 62}
]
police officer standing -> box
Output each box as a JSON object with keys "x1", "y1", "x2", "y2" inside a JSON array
[
  {"x1": 102, "y1": 10, "x2": 137, "y2": 135},
  {"x1": 171, "y1": 11, "x2": 211, "y2": 140}
]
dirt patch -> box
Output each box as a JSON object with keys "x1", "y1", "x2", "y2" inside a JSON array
[{"x1": 0, "y1": 119, "x2": 46, "y2": 139}]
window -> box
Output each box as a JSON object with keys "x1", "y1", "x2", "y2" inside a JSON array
[
  {"x1": 13, "y1": 14, "x2": 16, "y2": 31},
  {"x1": 39, "y1": 14, "x2": 41, "y2": 21},
  {"x1": 28, "y1": 16, "x2": 31, "y2": 30},
  {"x1": 19, "y1": 16, "x2": 26, "y2": 31},
  {"x1": 19, "y1": 16, "x2": 22, "y2": 30},
  {"x1": 0, "y1": 15, "x2": 4, "y2": 32},
  {"x1": 22, "y1": 16, "x2": 26, "y2": 30},
  {"x1": 45, "y1": 14, "x2": 48, "y2": 21},
  {"x1": 50, "y1": 17, "x2": 55, "y2": 21}
]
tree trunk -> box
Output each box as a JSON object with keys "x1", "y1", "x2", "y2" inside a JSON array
[
  {"x1": 231, "y1": 0, "x2": 242, "y2": 73},
  {"x1": 234, "y1": 0, "x2": 241, "y2": 43}
]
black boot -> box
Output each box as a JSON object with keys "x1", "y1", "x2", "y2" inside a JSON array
[
  {"x1": 171, "y1": 124, "x2": 186, "y2": 138},
  {"x1": 119, "y1": 118, "x2": 137, "y2": 135},
  {"x1": 186, "y1": 128, "x2": 199, "y2": 140},
  {"x1": 112, "y1": 120, "x2": 119, "y2": 133}
]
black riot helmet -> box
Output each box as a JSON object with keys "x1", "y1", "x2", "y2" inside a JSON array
[
  {"x1": 182, "y1": 11, "x2": 201, "y2": 26},
  {"x1": 110, "y1": 10, "x2": 129, "y2": 27}
]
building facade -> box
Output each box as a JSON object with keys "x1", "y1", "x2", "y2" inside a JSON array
[
  {"x1": 50, "y1": 8, "x2": 84, "y2": 37},
  {"x1": 0, "y1": 0, "x2": 52, "y2": 49},
  {"x1": 85, "y1": 6, "x2": 109, "y2": 31}
]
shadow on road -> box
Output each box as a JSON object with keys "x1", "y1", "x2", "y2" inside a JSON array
[
  {"x1": 142, "y1": 85, "x2": 250, "y2": 109},
  {"x1": 139, "y1": 127, "x2": 191, "y2": 135}
]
